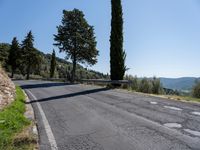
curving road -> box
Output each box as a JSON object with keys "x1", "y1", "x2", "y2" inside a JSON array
[{"x1": 15, "y1": 80, "x2": 200, "y2": 150}]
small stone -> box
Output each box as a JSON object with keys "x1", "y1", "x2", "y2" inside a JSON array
[
  {"x1": 164, "y1": 123, "x2": 182, "y2": 128},
  {"x1": 4, "y1": 90, "x2": 10, "y2": 94},
  {"x1": 33, "y1": 126, "x2": 38, "y2": 135},
  {"x1": 150, "y1": 101, "x2": 158, "y2": 105}
]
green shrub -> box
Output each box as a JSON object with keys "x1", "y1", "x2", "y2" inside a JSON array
[
  {"x1": 151, "y1": 77, "x2": 163, "y2": 94},
  {"x1": 192, "y1": 81, "x2": 200, "y2": 98},
  {"x1": 138, "y1": 78, "x2": 152, "y2": 93}
]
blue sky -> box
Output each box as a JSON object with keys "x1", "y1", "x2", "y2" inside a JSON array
[{"x1": 0, "y1": 0, "x2": 200, "y2": 78}]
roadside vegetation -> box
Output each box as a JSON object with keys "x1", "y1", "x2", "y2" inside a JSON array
[
  {"x1": 0, "y1": 86, "x2": 36, "y2": 149},
  {"x1": 121, "y1": 75, "x2": 200, "y2": 103},
  {"x1": 123, "y1": 75, "x2": 163, "y2": 94}
]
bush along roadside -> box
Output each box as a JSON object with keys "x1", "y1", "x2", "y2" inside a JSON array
[{"x1": 0, "y1": 86, "x2": 37, "y2": 150}]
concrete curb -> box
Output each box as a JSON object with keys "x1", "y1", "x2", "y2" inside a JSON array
[{"x1": 23, "y1": 90, "x2": 39, "y2": 150}]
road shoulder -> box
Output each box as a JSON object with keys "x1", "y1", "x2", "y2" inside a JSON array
[{"x1": 23, "y1": 90, "x2": 39, "y2": 150}]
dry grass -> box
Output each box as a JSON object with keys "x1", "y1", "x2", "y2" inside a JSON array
[{"x1": 12, "y1": 123, "x2": 38, "y2": 150}]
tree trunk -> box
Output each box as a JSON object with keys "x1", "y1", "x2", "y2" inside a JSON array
[
  {"x1": 11, "y1": 68, "x2": 14, "y2": 78},
  {"x1": 71, "y1": 58, "x2": 76, "y2": 83},
  {"x1": 26, "y1": 63, "x2": 30, "y2": 80},
  {"x1": 71, "y1": 39, "x2": 77, "y2": 83}
]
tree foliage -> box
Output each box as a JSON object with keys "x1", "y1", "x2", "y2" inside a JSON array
[
  {"x1": 50, "y1": 49, "x2": 56, "y2": 78},
  {"x1": 0, "y1": 43, "x2": 10, "y2": 68},
  {"x1": 54, "y1": 9, "x2": 99, "y2": 82},
  {"x1": 21, "y1": 31, "x2": 41, "y2": 80},
  {"x1": 110, "y1": 0, "x2": 126, "y2": 81},
  {"x1": 8, "y1": 37, "x2": 20, "y2": 78}
]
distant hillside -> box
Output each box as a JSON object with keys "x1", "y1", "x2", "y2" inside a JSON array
[
  {"x1": 37, "y1": 50, "x2": 108, "y2": 80},
  {"x1": 160, "y1": 77, "x2": 199, "y2": 92},
  {"x1": 0, "y1": 43, "x2": 109, "y2": 80}
]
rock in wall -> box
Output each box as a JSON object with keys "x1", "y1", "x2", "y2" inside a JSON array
[{"x1": 0, "y1": 66, "x2": 15, "y2": 109}]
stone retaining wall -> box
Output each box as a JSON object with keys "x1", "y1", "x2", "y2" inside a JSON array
[{"x1": 0, "y1": 66, "x2": 15, "y2": 109}]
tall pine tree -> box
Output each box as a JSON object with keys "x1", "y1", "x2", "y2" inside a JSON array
[
  {"x1": 21, "y1": 31, "x2": 40, "y2": 80},
  {"x1": 8, "y1": 37, "x2": 20, "y2": 78},
  {"x1": 54, "y1": 9, "x2": 99, "y2": 83},
  {"x1": 50, "y1": 49, "x2": 56, "y2": 78},
  {"x1": 110, "y1": 0, "x2": 126, "y2": 81}
]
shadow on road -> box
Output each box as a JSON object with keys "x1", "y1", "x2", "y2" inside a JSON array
[
  {"x1": 26, "y1": 87, "x2": 110, "y2": 104},
  {"x1": 21, "y1": 82, "x2": 76, "y2": 89}
]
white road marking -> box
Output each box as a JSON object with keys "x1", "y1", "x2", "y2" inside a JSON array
[
  {"x1": 150, "y1": 101, "x2": 158, "y2": 105},
  {"x1": 26, "y1": 90, "x2": 58, "y2": 150},
  {"x1": 184, "y1": 129, "x2": 200, "y2": 137},
  {"x1": 164, "y1": 123, "x2": 182, "y2": 128},
  {"x1": 191, "y1": 111, "x2": 200, "y2": 116},
  {"x1": 164, "y1": 106, "x2": 182, "y2": 111}
]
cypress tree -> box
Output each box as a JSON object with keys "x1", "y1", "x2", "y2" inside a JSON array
[
  {"x1": 110, "y1": 0, "x2": 126, "y2": 81},
  {"x1": 8, "y1": 37, "x2": 20, "y2": 78},
  {"x1": 50, "y1": 49, "x2": 56, "y2": 78}
]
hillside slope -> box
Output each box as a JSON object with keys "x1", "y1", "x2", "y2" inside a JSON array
[{"x1": 37, "y1": 51, "x2": 108, "y2": 80}]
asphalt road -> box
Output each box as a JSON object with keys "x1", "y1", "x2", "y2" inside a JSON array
[{"x1": 15, "y1": 80, "x2": 200, "y2": 150}]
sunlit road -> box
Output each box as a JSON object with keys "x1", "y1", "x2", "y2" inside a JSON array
[{"x1": 15, "y1": 80, "x2": 200, "y2": 150}]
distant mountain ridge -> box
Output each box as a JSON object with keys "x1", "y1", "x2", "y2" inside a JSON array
[{"x1": 160, "y1": 77, "x2": 200, "y2": 92}]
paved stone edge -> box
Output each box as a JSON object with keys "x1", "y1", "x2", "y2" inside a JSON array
[{"x1": 23, "y1": 90, "x2": 39, "y2": 150}]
